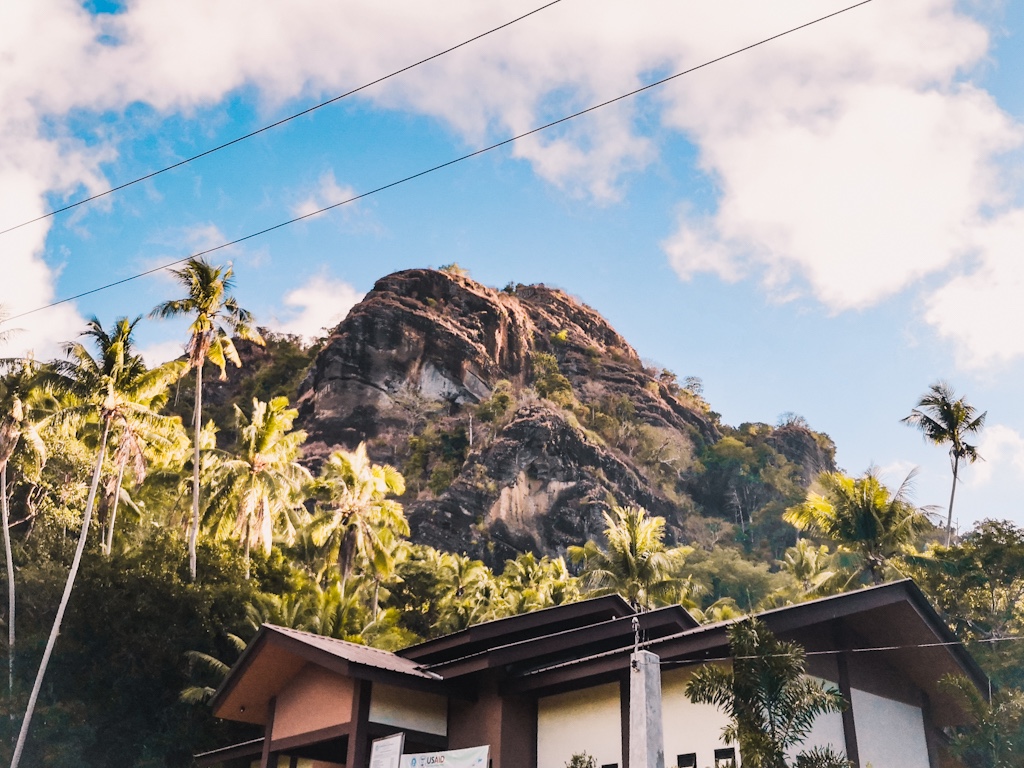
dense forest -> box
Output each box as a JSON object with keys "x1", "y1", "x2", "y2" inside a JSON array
[{"x1": 0, "y1": 262, "x2": 1021, "y2": 767}]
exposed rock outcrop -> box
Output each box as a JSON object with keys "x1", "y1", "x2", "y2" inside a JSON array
[
  {"x1": 293, "y1": 267, "x2": 830, "y2": 564},
  {"x1": 406, "y1": 404, "x2": 682, "y2": 563}
]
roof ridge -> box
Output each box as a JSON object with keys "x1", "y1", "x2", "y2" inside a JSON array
[{"x1": 265, "y1": 624, "x2": 412, "y2": 661}]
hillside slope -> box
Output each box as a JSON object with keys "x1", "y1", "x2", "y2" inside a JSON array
[{"x1": 290, "y1": 268, "x2": 835, "y2": 564}]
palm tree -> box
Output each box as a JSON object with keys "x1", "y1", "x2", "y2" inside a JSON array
[
  {"x1": 686, "y1": 618, "x2": 848, "y2": 768},
  {"x1": 308, "y1": 443, "x2": 408, "y2": 598},
  {"x1": 902, "y1": 382, "x2": 986, "y2": 546},
  {"x1": 100, "y1": 367, "x2": 186, "y2": 556},
  {"x1": 784, "y1": 469, "x2": 931, "y2": 585},
  {"x1": 205, "y1": 397, "x2": 309, "y2": 579},
  {"x1": 152, "y1": 257, "x2": 263, "y2": 580},
  {"x1": 568, "y1": 505, "x2": 688, "y2": 610},
  {"x1": 0, "y1": 361, "x2": 46, "y2": 700},
  {"x1": 11, "y1": 317, "x2": 181, "y2": 768},
  {"x1": 780, "y1": 540, "x2": 839, "y2": 598}
]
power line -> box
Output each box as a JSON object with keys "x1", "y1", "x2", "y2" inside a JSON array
[
  {"x1": 0, "y1": 0, "x2": 566, "y2": 238},
  {"x1": 2, "y1": 0, "x2": 876, "y2": 327},
  {"x1": 658, "y1": 634, "x2": 1024, "y2": 666}
]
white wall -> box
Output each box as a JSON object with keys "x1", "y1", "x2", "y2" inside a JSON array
[
  {"x1": 369, "y1": 683, "x2": 449, "y2": 736},
  {"x1": 784, "y1": 677, "x2": 846, "y2": 763},
  {"x1": 538, "y1": 682, "x2": 622, "y2": 768},
  {"x1": 851, "y1": 688, "x2": 929, "y2": 768},
  {"x1": 661, "y1": 667, "x2": 736, "y2": 768}
]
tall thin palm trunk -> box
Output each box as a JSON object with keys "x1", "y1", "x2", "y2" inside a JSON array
[
  {"x1": 1, "y1": 463, "x2": 14, "y2": 702},
  {"x1": 189, "y1": 364, "x2": 203, "y2": 581},
  {"x1": 11, "y1": 417, "x2": 110, "y2": 768},
  {"x1": 243, "y1": 519, "x2": 250, "y2": 581},
  {"x1": 103, "y1": 462, "x2": 127, "y2": 557},
  {"x1": 945, "y1": 454, "x2": 960, "y2": 547}
]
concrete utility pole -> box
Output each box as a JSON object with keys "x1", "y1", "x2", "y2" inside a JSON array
[{"x1": 629, "y1": 640, "x2": 665, "y2": 768}]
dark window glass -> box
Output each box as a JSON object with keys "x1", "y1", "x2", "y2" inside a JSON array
[
  {"x1": 713, "y1": 748, "x2": 736, "y2": 768},
  {"x1": 677, "y1": 754, "x2": 697, "y2": 768}
]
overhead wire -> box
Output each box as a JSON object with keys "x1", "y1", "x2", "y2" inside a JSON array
[
  {"x1": 0, "y1": 0, "x2": 566, "y2": 238},
  {"x1": 1, "y1": 0, "x2": 876, "y2": 327},
  {"x1": 657, "y1": 634, "x2": 1024, "y2": 666}
]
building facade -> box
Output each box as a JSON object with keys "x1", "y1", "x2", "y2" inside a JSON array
[{"x1": 199, "y1": 580, "x2": 986, "y2": 768}]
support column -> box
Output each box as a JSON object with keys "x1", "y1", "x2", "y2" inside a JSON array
[
  {"x1": 261, "y1": 697, "x2": 278, "y2": 768},
  {"x1": 347, "y1": 680, "x2": 373, "y2": 768},
  {"x1": 620, "y1": 674, "x2": 630, "y2": 768},
  {"x1": 836, "y1": 653, "x2": 861, "y2": 768},
  {"x1": 629, "y1": 651, "x2": 664, "y2": 768}
]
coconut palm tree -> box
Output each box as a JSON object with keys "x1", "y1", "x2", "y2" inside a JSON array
[
  {"x1": 902, "y1": 382, "x2": 986, "y2": 546},
  {"x1": 308, "y1": 443, "x2": 408, "y2": 597},
  {"x1": 205, "y1": 397, "x2": 309, "y2": 579},
  {"x1": 780, "y1": 540, "x2": 839, "y2": 598},
  {"x1": 152, "y1": 257, "x2": 263, "y2": 580},
  {"x1": 11, "y1": 317, "x2": 182, "y2": 768},
  {"x1": 100, "y1": 366, "x2": 187, "y2": 556},
  {"x1": 568, "y1": 505, "x2": 688, "y2": 610},
  {"x1": 686, "y1": 618, "x2": 848, "y2": 768},
  {"x1": 784, "y1": 468, "x2": 931, "y2": 586},
  {"x1": 0, "y1": 361, "x2": 46, "y2": 699}
]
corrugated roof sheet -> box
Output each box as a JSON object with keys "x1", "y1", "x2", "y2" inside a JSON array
[{"x1": 263, "y1": 625, "x2": 441, "y2": 679}]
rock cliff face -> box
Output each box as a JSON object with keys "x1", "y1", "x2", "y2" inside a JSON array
[
  {"x1": 299, "y1": 269, "x2": 534, "y2": 454},
  {"x1": 296, "y1": 268, "x2": 829, "y2": 565}
]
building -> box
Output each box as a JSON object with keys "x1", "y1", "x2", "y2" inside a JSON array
[{"x1": 198, "y1": 579, "x2": 987, "y2": 768}]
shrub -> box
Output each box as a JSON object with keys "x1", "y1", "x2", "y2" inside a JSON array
[
  {"x1": 565, "y1": 753, "x2": 597, "y2": 768},
  {"x1": 476, "y1": 380, "x2": 515, "y2": 423},
  {"x1": 438, "y1": 262, "x2": 469, "y2": 277},
  {"x1": 532, "y1": 353, "x2": 574, "y2": 405}
]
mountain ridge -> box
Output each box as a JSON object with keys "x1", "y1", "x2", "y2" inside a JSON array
[{"x1": 277, "y1": 267, "x2": 835, "y2": 564}]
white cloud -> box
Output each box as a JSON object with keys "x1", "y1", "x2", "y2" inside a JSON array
[
  {"x1": 968, "y1": 423, "x2": 1024, "y2": 487},
  {"x1": 876, "y1": 460, "x2": 920, "y2": 489},
  {"x1": 923, "y1": 209, "x2": 1024, "y2": 370},
  {"x1": 3, "y1": 0, "x2": 1024, "y2": 369},
  {"x1": 659, "y1": 2, "x2": 1023, "y2": 323},
  {"x1": 290, "y1": 171, "x2": 357, "y2": 220},
  {"x1": 275, "y1": 274, "x2": 363, "y2": 340},
  {"x1": 139, "y1": 338, "x2": 185, "y2": 367}
]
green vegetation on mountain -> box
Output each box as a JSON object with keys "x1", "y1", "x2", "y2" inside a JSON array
[{"x1": 0, "y1": 264, "x2": 1015, "y2": 767}]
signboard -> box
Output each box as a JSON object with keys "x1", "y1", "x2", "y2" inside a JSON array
[
  {"x1": 400, "y1": 745, "x2": 490, "y2": 768},
  {"x1": 370, "y1": 733, "x2": 406, "y2": 768}
]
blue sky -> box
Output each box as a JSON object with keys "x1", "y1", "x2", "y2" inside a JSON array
[{"x1": 2, "y1": 0, "x2": 1024, "y2": 532}]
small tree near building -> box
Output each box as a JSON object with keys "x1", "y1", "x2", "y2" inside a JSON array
[{"x1": 685, "y1": 618, "x2": 850, "y2": 768}]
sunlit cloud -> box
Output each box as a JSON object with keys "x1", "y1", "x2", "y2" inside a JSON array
[
  {"x1": 967, "y1": 423, "x2": 1024, "y2": 488},
  {"x1": 2, "y1": 0, "x2": 1023, "y2": 371},
  {"x1": 274, "y1": 273, "x2": 363, "y2": 340},
  {"x1": 290, "y1": 171, "x2": 357, "y2": 220}
]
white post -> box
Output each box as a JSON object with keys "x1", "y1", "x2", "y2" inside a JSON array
[{"x1": 629, "y1": 650, "x2": 665, "y2": 768}]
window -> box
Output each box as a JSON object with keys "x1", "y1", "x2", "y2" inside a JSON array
[
  {"x1": 713, "y1": 748, "x2": 736, "y2": 768},
  {"x1": 676, "y1": 754, "x2": 697, "y2": 768}
]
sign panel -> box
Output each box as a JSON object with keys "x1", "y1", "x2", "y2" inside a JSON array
[
  {"x1": 370, "y1": 732, "x2": 406, "y2": 768},
  {"x1": 400, "y1": 745, "x2": 490, "y2": 768}
]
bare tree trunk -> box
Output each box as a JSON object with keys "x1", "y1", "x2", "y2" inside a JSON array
[
  {"x1": 1, "y1": 463, "x2": 14, "y2": 703},
  {"x1": 189, "y1": 365, "x2": 203, "y2": 581},
  {"x1": 244, "y1": 519, "x2": 250, "y2": 581},
  {"x1": 945, "y1": 454, "x2": 960, "y2": 548},
  {"x1": 11, "y1": 417, "x2": 110, "y2": 768},
  {"x1": 103, "y1": 462, "x2": 127, "y2": 557}
]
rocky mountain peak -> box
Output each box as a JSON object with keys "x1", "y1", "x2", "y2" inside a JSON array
[{"x1": 292, "y1": 268, "x2": 832, "y2": 564}]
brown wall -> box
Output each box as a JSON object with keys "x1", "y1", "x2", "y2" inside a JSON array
[
  {"x1": 448, "y1": 673, "x2": 537, "y2": 768},
  {"x1": 272, "y1": 664, "x2": 354, "y2": 740}
]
